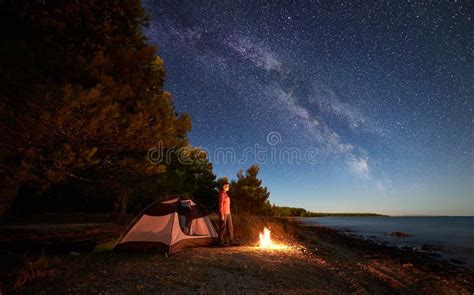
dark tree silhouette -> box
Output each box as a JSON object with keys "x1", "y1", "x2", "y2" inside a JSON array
[
  {"x1": 230, "y1": 164, "x2": 272, "y2": 215},
  {"x1": 0, "y1": 0, "x2": 192, "y2": 217}
]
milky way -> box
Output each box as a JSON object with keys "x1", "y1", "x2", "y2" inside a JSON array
[{"x1": 142, "y1": 0, "x2": 473, "y2": 215}]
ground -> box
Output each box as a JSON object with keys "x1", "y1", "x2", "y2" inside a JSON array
[{"x1": 1, "y1": 217, "x2": 473, "y2": 294}]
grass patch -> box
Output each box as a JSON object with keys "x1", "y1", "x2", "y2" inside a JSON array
[
  {"x1": 5, "y1": 254, "x2": 62, "y2": 292},
  {"x1": 210, "y1": 213, "x2": 300, "y2": 245}
]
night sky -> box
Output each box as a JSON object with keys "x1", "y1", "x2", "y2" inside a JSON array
[{"x1": 143, "y1": 0, "x2": 473, "y2": 215}]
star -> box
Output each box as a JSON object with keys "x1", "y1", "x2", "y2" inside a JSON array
[{"x1": 142, "y1": 0, "x2": 473, "y2": 216}]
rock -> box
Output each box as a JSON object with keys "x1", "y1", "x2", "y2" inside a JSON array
[
  {"x1": 427, "y1": 252, "x2": 442, "y2": 258},
  {"x1": 389, "y1": 231, "x2": 412, "y2": 238},
  {"x1": 364, "y1": 254, "x2": 378, "y2": 259},
  {"x1": 70, "y1": 251, "x2": 80, "y2": 256},
  {"x1": 402, "y1": 263, "x2": 414, "y2": 268},
  {"x1": 421, "y1": 244, "x2": 441, "y2": 252},
  {"x1": 448, "y1": 258, "x2": 464, "y2": 265}
]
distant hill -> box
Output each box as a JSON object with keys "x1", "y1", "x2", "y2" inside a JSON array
[
  {"x1": 300, "y1": 212, "x2": 386, "y2": 217},
  {"x1": 272, "y1": 206, "x2": 386, "y2": 217}
]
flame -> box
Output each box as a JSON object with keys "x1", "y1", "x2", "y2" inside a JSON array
[
  {"x1": 259, "y1": 227, "x2": 273, "y2": 248},
  {"x1": 258, "y1": 227, "x2": 289, "y2": 250}
]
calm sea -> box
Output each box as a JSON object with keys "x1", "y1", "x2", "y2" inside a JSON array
[{"x1": 299, "y1": 216, "x2": 474, "y2": 267}]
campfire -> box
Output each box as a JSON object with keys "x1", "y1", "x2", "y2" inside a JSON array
[{"x1": 258, "y1": 227, "x2": 289, "y2": 250}]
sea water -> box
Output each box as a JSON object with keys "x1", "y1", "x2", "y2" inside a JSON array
[{"x1": 299, "y1": 216, "x2": 474, "y2": 267}]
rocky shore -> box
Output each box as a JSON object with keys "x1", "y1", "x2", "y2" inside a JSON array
[{"x1": 1, "y1": 217, "x2": 473, "y2": 294}]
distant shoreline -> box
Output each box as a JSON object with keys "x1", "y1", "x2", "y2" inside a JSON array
[
  {"x1": 299, "y1": 213, "x2": 387, "y2": 217},
  {"x1": 302, "y1": 215, "x2": 474, "y2": 218}
]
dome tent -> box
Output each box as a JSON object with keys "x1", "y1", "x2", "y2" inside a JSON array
[{"x1": 114, "y1": 196, "x2": 218, "y2": 255}]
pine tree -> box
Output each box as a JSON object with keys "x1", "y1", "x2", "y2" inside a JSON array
[
  {"x1": 154, "y1": 147, "x2": 218, "y2": 210},
  {"x1": 230, "y1": 164, "x2": 272, "y2": 215},
  {"x1": 0, "y1": 0, "x2": 192, "y2": 216}
]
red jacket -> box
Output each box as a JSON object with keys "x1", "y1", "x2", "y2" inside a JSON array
[{"x1": 218, "y1": 190, "x2": 231, "y2": 216}]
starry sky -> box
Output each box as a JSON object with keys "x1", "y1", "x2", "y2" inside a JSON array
[{"x1": 142, "y1": 0, "x2": 473, "y2": 216}]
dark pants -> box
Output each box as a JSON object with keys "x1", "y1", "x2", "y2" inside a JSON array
[{"x1": 219, "y1": 214, "x2": 234, "y2": 244}]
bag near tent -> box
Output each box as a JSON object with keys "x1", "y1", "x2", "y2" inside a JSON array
[{"x1": 114, "y1": 197, "x2": 218, "y2": 255}]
